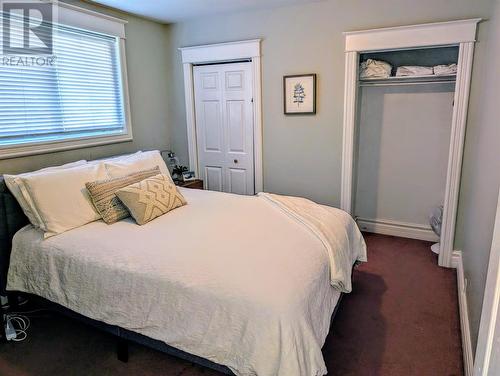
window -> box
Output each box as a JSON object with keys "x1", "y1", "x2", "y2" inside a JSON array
[{"x1": 0, "y1": 4, "x2": 130, "y2": 158}]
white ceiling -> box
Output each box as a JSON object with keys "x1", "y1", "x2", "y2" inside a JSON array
[{"x1": 89, "y1": 0, "x2": 323, "y2": 23}]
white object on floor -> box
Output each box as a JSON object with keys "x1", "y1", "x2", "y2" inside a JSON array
[
  {"x1": 395, "y1": 65, "x2": 434, "y2": 77},
  {"x1": 7, "y1": 188, "x2": 366, "y2": 376},
  {"x1": 434, "y1": 63, "x2": 458, "y2": 76},
  {"x1": 359, "y1": 59, "x2": 392, "y2": 79},
  {"x1": 430, "y1": 206, "x2": 444, "y2": 236},
  {"x1": 431, "y1": 243, "x2": 440, "y2": 254}
]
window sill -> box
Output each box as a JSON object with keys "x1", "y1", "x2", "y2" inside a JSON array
[{"x1": 0, "y1": 133, "x2": 133, "y2": 160}]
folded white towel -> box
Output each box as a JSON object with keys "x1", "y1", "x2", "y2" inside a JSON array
[
  {"x1": 395, "y1": 65, "x2": 434, "y2": 77},
  {"x1": 360, "y1": 59, "x2": 392, "y2": 79},
  {"x1": 433, "y1": 64, "x2": 457, "y2": 75}
]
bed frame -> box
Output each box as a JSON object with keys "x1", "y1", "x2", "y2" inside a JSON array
[{"x1": 0, "y1": 175, "x2": 342, "y2": 374}]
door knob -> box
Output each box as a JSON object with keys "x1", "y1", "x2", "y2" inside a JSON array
[{"x1": 234, "y1": 159, "x2": 238, "y2": 164}]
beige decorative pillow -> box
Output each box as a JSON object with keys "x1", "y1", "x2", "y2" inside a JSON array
[
  {"x1": 86, "y1": 167, "x2": 160, "y2": 224},
  {"x1": 116, "y1": 174, "x2": 187, "y2": 225}
]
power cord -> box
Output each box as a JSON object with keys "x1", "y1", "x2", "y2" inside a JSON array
[
  {"x1": 4, "y1": 313, "x2": 30, "y2": 342},
  {"x1": 1, "y1": 295, "x2": 51, "y2": 342}
]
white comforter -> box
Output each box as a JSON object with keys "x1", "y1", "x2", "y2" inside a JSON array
[{"x1": 7, "y1": 188, "x2": 366, "y2": 376}]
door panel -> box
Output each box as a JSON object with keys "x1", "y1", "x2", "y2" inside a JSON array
[
  {"x1": 225, "y1": 71, "x2": 244, "y2": 90},
  {"x1": 201, "y1": 72, "x2": 218, "y2": 90},
  {"x1": 202, "y1": 101, "x2": 222, "y2": 152},
  {"x1": 228, "y1": 168, "x2": 247, "y2": 195},
  {"x1": 227, "y1": 100, "x2": 245, "y2": 153},
  {"x1": 194, "y1": 62, "x2": 254, "y2": 195},
  {"x1": 205, "y1": 166, "x2": 223, "y2": 192}
]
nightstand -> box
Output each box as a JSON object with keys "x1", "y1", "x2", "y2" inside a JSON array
[{"x1": 175, "y1": 179, "x2": 204, "y2": 190}]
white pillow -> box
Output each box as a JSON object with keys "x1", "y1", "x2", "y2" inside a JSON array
[
  {"x1": 4, "y1": 160, "x2": 87, "y2": 227},
  {"x1": 20, "y1": 163, "x2": 108, "y2": 238},
  {"x1": 88, "y1": 151, "x2": 142, "y2": 165},
  {"x1": 104, "y1": 150, "x2": 171, "y2": 179}
]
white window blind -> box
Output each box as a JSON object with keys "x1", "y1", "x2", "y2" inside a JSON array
[{"x1": 0, "y1": 13, "x2": 127, "y2": 150}]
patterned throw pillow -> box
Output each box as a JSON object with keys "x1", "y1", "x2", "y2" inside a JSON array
[
  {"x1": 115, "y1": 174, "x2": 187, "y2": 225},
  {"x1": 86, "y1": 167, "x2": 160, "y2": 224}
]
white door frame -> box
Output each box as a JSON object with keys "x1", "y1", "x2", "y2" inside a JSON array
[
  {"x1": 179, "y1": 39, "x2": 263, "y2": 193},
  {"x1": 341, "y1": 19, "x2": 481, "y2": 268},
  {"x1": 474, "y1": 189, "x2": 500, "y2": 376}
]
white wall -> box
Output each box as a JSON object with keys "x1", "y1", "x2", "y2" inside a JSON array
[{"x1": 355, "y1": 84, "x2": 453, "y2": 226}]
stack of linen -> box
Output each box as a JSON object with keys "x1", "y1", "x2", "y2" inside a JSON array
[{"x1": 395, "y1": 63, "x2": 457, "y2": 77}]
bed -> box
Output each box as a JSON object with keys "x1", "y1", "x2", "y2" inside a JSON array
[{"x1": 1, "y1": 175, "x2": 366, "y2": 376}]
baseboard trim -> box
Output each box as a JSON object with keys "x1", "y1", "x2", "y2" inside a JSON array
[
  {"x1": 452, "y1": 250, "x2": 473, "y2": 376},
  {"x1": 356, "y1": 217, "x2": 439, "y2": 242}
]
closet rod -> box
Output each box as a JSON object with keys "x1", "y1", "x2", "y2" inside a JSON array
[{"x1": 359, "y1": 80, "x2": 456, "y2": 87}]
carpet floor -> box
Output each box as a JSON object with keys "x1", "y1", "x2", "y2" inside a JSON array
[{"x1": 0, "y1": 233, "x2": 463, "y2": 376}]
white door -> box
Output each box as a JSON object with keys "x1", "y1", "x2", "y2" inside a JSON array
[{"x1": 193, "y1": 62, "x2": 254, "y2": 195}]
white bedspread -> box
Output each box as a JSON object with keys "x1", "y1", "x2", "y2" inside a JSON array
[{"x1": 7, "y1": 188, "x2": 366, "y2": 376}]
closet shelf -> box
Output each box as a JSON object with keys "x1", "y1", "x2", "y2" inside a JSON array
[{"x1": 358, "y1": 74, "x2": 456, "y2": 87}]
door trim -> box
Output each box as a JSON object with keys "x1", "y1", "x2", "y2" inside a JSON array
[
  {"x1": 474, "y1": 189, "x2": 500, "y2": 376},
  {"x1": 179, "y1": 39, "x2": 263, "y2": 193},
  {"x1": 452, "y1": 250, "x2": 474, "y2": 376}
]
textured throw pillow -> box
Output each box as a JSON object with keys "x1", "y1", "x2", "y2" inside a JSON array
[
  {"x1": 86, "y1": 167, "x2": 160, "y2": 224},
  {"x1": 116, "y1": 174, "x2": 187, "y2": 225}
]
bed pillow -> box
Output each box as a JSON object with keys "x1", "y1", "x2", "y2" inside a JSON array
[
  {"x1": 86, "y1": 167, "x2": 160, "y2": 224},
  {"x1": 4, "y1": 160, "x2": 87, "y2": 227},
  {"x1": 20, "y1": 163, "x2": 108, "y2": 238},
  {"x1": 116, "y1": 174, "x2": 186, "y2": 225},
  {"x1": 104, "y1": 150, "x2": 171, "y2": 179},
  {"x1": 87, "y1": 150, "x2": 142, "y2": 165}
]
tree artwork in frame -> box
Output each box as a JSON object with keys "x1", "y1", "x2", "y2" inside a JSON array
[{"x1": 283, "y1": 74, "x2": 316, "y2": 115}]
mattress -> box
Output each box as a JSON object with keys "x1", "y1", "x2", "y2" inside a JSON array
[{"x1": 7, "y1": 188, "x2": 366, "y2": 376}]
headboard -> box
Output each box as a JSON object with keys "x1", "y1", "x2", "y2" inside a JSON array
[{"x1": 0, "y1": 176, "x2": 29, "y2": 294}]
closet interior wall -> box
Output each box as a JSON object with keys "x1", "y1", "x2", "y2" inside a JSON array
[{"x1": 354, "y1": 47, "x2": 459, "y2": 240}]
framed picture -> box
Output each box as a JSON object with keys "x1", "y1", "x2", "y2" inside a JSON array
[
  {"x1": 283, "y1": 74, "x2": 316, "y2": 115},
  {"x1": 182, "y1": 171, "x2": 196, "y2": 182}
]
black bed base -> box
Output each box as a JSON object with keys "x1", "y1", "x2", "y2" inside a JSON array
[
  {"x1": 7, "y1": 292, "x2": 343, "y2": 374},
  {"x1": 12, "y1": 294, "x2": 235, "y2": 375}
]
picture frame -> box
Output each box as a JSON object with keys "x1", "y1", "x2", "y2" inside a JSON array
[
  {"x1": 182, "y1": 171, "x2": 196, "y2": 182},
  {"x1": 283, "y1": 74, "x2": 316, "y2": 115}
]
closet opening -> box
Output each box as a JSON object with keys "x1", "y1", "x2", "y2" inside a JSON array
[
  {"x1": 353, "y1": 46, "x2": 459, "y2": 247},
  {"x1": 342, "y1": 20, "x2": 479, "y2": 267}
]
